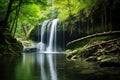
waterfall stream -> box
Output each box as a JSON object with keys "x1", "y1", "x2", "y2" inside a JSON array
[
  {"x1": 47, "y1": 19, "x2": 59, "y2": 52},
  {"x1": 36, "y1": 19, "x2": 63, "y2": 80},
  {"x1": 36, "y1": 19, "x2": 62, "y2": 52}
]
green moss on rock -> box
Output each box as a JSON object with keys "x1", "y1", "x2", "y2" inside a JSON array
[{"x1": 0, "y1": 31, "x2": 23, "y2": 56}]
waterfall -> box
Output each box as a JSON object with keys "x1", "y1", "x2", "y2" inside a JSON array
[
  {"x1": 36, "y1": 20, "x2": 49, "y2": 51},
  {"x1": 35, "y1": 19, "x2": 61, "y2": 80},
  {"x1": 36, "y1": 19, "x2": 61, "y2": 52},
  {"x1": 47, "y1": 19, "x2": 59, "y2": 52},
  {"x1": 41, "y1": 20, "x2": 50, "y2": 43}
]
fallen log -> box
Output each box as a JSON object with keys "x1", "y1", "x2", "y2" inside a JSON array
[{"x1": 67, "y1": 31, "x2": 120, "y2": 46}]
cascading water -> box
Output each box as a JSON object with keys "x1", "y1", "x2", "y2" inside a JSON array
[
  {"x1": 36, "y1": 19, "x2": 62, "y2": 52},
  {"x1": 47, "y1": 19, "x2": 59, "y2": 52},
  {"x1": 36, "y1": 18, "x2": 63, "y2": 80},
  {"x1": 41, "y1": 20, "x2": 50, "y2": 43},
  {"x1": 36, "y1": 20, "x2": 49, "y2": 51}
]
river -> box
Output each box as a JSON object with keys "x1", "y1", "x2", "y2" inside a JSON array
[{"x1": 0, "y1": 52, "x2": 120, "y2": 80}]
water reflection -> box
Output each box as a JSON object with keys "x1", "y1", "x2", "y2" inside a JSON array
[
  {"x1": 47, "y1": 54, "x2": 57, "y2": 80},
  {"x1": 22, "y1": 53, "x2": 58, "y2": 80},
  {"x1": 1, "y1": 53, "x2": 120, "y2": 80},
  {"x1": 37, "y1": 54, "x2": 47, "y2": 80}
]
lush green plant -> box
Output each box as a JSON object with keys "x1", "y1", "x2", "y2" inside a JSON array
[{"x1": 1, "y1": 0, "x2": 120, "y2": 39}]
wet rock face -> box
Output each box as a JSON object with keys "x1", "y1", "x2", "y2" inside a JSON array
[{"x1": 0, "y1": 32, "x2": 23, "y2": 56}]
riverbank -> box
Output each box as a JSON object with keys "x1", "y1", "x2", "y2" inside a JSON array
[
  {"x1": 66, "y1": 31, "x2": 120, "y2": 67},
  {"x1": 0, "y1": 30, "x2": 23, "y2": 56}
]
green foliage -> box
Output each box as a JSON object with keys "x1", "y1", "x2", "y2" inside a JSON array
[
  {"x1": 15, "y1": 3, "x2": 41, "y2": 38},
  {"x1": 1, "y1": 0, "x2": 119, "y2": 39},
  {"x1": 20, "y1": 4, "x2": 40, "y2": 19},
  {"x1": 0, "y1": 0, "x2": 99, "y2": 37},
  {"x1": 67, "y1": 34, "x2": 118, "y2": 50},
  {"x1": 0, "y1": 0, "x2": 8, "y2": 21},
  {"x1": 52, "y1": 0, "x2": 100, "y2": 20}
]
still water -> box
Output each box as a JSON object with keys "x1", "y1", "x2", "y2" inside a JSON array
[{"x1": 0, "y1": 53, "x2": 120, "y2": 80}]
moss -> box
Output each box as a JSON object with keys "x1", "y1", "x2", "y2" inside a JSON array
[
  {"x1": 0, "y1": 32, "x2": 23, "y2": 56},
  {"x1": 66, "y1": 34, "x2": 120, "y2": 62}
]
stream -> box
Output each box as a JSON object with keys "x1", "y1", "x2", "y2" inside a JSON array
[{"x1": 0, "y1": 52, "x2": 120, "y2": 80}]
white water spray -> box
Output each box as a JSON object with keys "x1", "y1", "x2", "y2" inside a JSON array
[
  {"x1": 45, "y1": 19, "x2": 59, "y2": 80},
  {"x1": 47, "y1": 19, "x2": 59, "y2": 52},
  {"x1": 36, "y1": 19, "x2": 60, "y2": 52},
  {"x1": 36, "y1": 20, "x2": 49, "y2": 51}
]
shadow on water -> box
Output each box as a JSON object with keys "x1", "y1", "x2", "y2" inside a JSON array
[{"x1": 0, "y1": 52, "x2": 120, "y2": 80}]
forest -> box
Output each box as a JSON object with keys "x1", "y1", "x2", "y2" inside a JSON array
[
  {"x1": 0, "y1": 0, "x2": 120, "y2": 55},
  {"x1": 0, "y1": 0, "x2": 120, "y2": 80}
]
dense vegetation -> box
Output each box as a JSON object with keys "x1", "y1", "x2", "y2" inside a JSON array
[{"x1": 0, "y1": 0, "x2": 120, "y2": 56}]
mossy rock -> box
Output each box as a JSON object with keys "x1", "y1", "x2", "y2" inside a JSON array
[
  {"x1": 23, "y1": 47, "x2": 37, "y2": 52},
  {"x1": 0, "y1": 32, "x2": 23, "y2": 56}
]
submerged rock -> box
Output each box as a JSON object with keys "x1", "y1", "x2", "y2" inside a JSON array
[
  {"x1": 23, "y1": 47, "x2": 37, "y2": 52},
  {"x1": 99, "y1": 56, "x2": 120, "y2": 67},
  {"x1": 22, "y1": 41, "x2": 37, "y2": 52},
  {"x1": 99, "y1": 61, "x2": 120, "y2": 67},
  {"x1": 80, "y1": 70, "x2": 98, "y2": 74}
]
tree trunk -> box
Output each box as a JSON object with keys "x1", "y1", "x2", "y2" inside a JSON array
[
  {"x1": 78, "y1": 15, "x2": 81, "y2": 33},
  {"x1": 87, "y1": 17, "x2": 90, "y2": 34},
  {"x1": 67, "y1": 31, "x2": 120, "y2": 46},
  {"x1": 101, "y1": 7, "x2": 104, "y2": 31},
  {"x1": 103, "y1": 3, "x2": 107, "y2": 31},
  {"x1": 10, "y1": 0, "x2": 22, "y2": 37},
  {"x1": 4, "y1": 0, "x2": 14, "y2": 27},
  {"x1": 67, "y1": 0, "x2": 72, "y2": 37},
  {"x1": 10, "y1": 7, "x2": 18, "y2": 33},
  {"x1": 110, "y1": 7, "x2": 112, "y2": 31},
  {"x1": 90, "y1": 14, "x2": 94, "y2": 33},
  {"x1": 21, "y1": 23, "x2": 28, "y2": 37}
]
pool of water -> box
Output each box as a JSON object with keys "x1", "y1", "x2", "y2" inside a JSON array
[{"x1": 0, "y1": 52, "x2": 120, "y2": 80}]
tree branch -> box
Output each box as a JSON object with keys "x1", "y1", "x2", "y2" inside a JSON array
[{"x1": 67, "y1": 31, "x2": 120, "y2": 46}]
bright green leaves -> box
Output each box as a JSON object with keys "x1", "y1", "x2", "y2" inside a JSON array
[
  {"x1": 51, "y1": 0, "x2": 102, "y2": 21},
  {"x1": 20, "y1": 4, "x2": 40, "y2": 22},
  {"x1": 52, "y1": 0, "x2": 86, "y2": 20},
  {"x1": 15, "y1": 4, "x2": 40, "y2": 38},
  {"x1": 1, "y1": 0, "x2": 108, "y2": 38}
]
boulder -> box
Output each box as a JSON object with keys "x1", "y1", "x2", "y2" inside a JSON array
[{"x1": 0, "y1": 31, "x2": 23, "y2": 56}]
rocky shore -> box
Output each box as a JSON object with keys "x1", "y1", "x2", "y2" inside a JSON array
[{"x1": 66, "y1": 38, "x2": 120, "y2": 67}]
